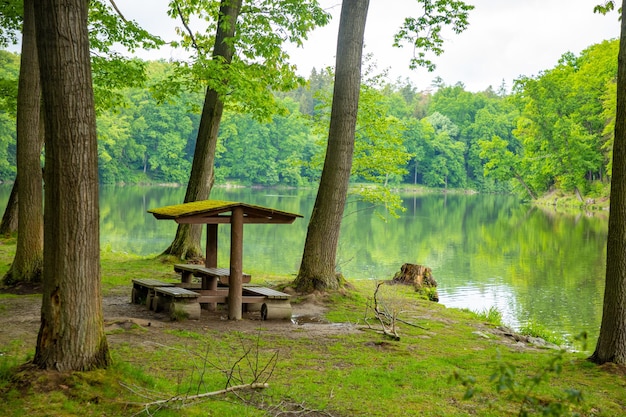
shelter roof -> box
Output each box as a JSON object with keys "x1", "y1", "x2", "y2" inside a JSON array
[{"x1": 148, "y1": 200, "x2": 303, "y2": 224}]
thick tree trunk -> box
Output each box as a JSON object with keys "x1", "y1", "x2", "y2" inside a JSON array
[
  {"x1": 4, "y1": 0, "x2": 44, "y2": 286},
  {"x1": 0, "y1": 179, "x2": 18, "y2": 236},
  {"x1": 293, "y1": 0, "x2": 369, "y2": 292},
  {"x1": 33, "y1": 0, "x2": 110, "y2": 371},
  {"x1": 162, "y1": 0, "x2": 242, "y2": 260},
  {"x1": 590, "y1": 1, "x2": 626, "y2": 366}
]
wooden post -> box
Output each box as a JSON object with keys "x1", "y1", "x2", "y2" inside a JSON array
[
  {"x1": 205, "y1": 224, "x2": 218, "y2": 268},
  {"x1": 204, "y1": 223, "x2": 219, "y2": 310},
  {"x1": 228, "y1": 206, "x2": 244, "y2": 320}
]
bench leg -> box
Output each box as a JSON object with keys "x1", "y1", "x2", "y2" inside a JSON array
[
  {"x1": 180, "y1": 271, "x2": 194, "y2": 285},
  {"x1": 146, "y1": 289, "x2": 160, "y2": 311},
  {"x1": 131, "y1": 286, "x2": 148, "y2": 305},
  {"x1": 201, "y1": 277, "x2": 219, "y2": 311},
  {"x1": 153, "y1": 293, "x2": 171, "y2": 313}
]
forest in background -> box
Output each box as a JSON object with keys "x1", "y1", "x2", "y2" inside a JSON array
[{"x1": 0, "y1": 38, "x2": 618, "y2": 200}]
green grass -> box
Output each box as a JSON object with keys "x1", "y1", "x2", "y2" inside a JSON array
[
  {"x1": 0, "y1": 239, "x2": 625, "y2": 416},
  {"x1": 519, "y1": 320, "x2": 567, "y2": 347},
  {"x1": 465, "y1": 306, "x2": 504, "y2": 326}
]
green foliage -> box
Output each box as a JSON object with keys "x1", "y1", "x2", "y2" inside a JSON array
[
  {"x1": 0, "y1": 50, "x2": 18, "y2": 115},
  {"x1": 0, "y1": 50, "x2": 17, "y2": 182},
  {"x1": 0, "y1": 27, "x2": 618, "y2": 196},
  {"x1": 0, "y1": 0, "x2": 21, "y2": 48},
  {"x1": 394, "y1": 0, "x2": 474, "y2": 71},
  {"x1": 452, "y1": 347, "x2": 585, "y2": 417},
  {"x1": 88, "y1": 0, "x2": 165, "y2": 111},
  {"x1": 512, "y1": 41, "x2": 617, "y2": 196},
  {"x1": 89, "y1": 0, "x2": 163, "y2": 55},
  {"x1": 216, "y1": 97, "x2": 318, "y2": 186},
  {"x1": 159, "y1": 0, "x2": 330, "y2": 121},
  {"x1": 593, "y1": 1, "x2": 616, "y2": 15},
  {"x1": 307, "y1": 65, "x2": 412, "y2": 215}
]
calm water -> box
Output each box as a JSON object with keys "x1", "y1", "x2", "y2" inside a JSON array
[{"x1": 0, "y1": 185, "x2": 608, "y2": 341}]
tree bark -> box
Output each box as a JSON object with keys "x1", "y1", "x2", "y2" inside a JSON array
[
  {"x1": 0, "y1": 178, "x2": 18, "y2": 236},
  {"x1": 293, "y1": 0, "x2": 369, "y2": 292},
  {"x1": 161, "y1": 0, "x2": 242, "y2": 260},
  {"x1": 589, "y1": 0, "x2": 626, "y2": 365},
  {"x1": 4, "y1": 0, "x2": 44, "y2": 286},
  {"x1": 33, "y1": 0, "x2": 110, "y2": 370}
]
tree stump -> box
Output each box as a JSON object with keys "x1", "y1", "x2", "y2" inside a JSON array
[{"x1": 391, "y1": 263, "x2": 438, "y2": 301}]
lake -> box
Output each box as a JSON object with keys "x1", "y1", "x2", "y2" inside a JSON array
[{"x1": 0, "y1": 184, "x2": 608, "y2": 342}]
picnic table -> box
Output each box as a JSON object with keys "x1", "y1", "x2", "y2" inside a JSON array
[{"x1": 147, "y1": 200, "x2": 302, "y2": 320}]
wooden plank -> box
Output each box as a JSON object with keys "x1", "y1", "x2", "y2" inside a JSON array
[
  {"x1": 174, "y1": 264, "x2": 251, "y2": 283},
  {"x1": 155, "y1": 286, "x2": 199, "y2": 298},
  {"x1": 197, "y1": 267, "x2": 251, "y2": 282},
  {"x1": 174, "y1": 264, "x2": 203, "y2": 273},
  {"x1": 242, "y1": 286, "x2": 290, "y2": 300},
  {"x1": 196, "y1": 295, "x2": 228, "y2": 304},
  {"x1": 241, "y1": 295, "x2": 267, "y2": 304},
  {"x1": 133, "y1": 279, "x2": 175, "y2": 288}
]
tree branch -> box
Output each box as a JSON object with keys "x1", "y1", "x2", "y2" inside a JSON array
[
  {"x1": 173, "y1": 0, "x2": 200, "y2": 52},
  {"x1": 107, "y1": 0, "x2": 128, "y2": 22},
  {"x1": 137, "y1": 382, "x2": 269, "y2": 408}
]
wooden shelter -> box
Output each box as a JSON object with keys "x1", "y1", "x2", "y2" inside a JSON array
[{"x1": 149, "y1": 200, "x2": 302, "y2": 319}]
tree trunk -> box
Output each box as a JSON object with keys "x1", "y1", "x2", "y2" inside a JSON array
[
  {"x1": 33, "y1": 0, "x2": 110, "y2": 371},
  {"x1": 0, "y1": 178, "x2": 18, "y2": 236},
  {"x1": 514, "y1": 172, "x2": 537, "y2": 200},
  {"x1": 4, "y1": 0, "x2": 44, "y2": 286},
  {"x1": 162, "y1": 0, "x2": 242, "y2": 260},
  {"x1": 589, "y1": 1, "x2": 626, "y2": 366},
  {"x1": 293, "y1": 0, "x2": 369, "y2": 293}
]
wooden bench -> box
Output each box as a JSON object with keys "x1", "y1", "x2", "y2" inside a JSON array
[
  {"x1": 242, "y1": 286, "x2": 292, "y2": 320},
  {"x1": 153, "y1": 286, "x2": 201, "y2": 320},
  {"x1": 131, "y1": 279, "x2": 175, "y2": 307},
  {"x1": 174, "y1": 264, "x2": 251, "y2": 287}
]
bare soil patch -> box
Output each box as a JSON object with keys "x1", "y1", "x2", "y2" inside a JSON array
[{"x1": 0, "y1": 288, "x2": 359, "y2": 353}]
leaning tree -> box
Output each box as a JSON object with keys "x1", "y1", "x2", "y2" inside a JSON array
[
  {"x1": 294, "y1": 0, "x2": 473, "y2": 292},
  {"x1": 159, "y1": 0, "x2": 330, "y2": 259}
]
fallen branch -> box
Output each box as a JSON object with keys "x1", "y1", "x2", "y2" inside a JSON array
[
  {"x1": 373, "y1": 282, "x2": 400, "y2": 340},
  {"x1": 139, "y1": 382, "x2": 269, "y2": 408}
]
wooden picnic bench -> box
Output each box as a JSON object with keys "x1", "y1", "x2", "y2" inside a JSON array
[
  {"x1": 153, "y1": 286, "x2": 201, "y2": 320},
  {"x1": 131, "y1": 278, "x2": 175, "y2": 308},
  {"x1": 243, "y1": 286, "x2": 292, "y2": 320},
  {"x1": 131, "y1": 270, "x2": 292, "y2": 321}
]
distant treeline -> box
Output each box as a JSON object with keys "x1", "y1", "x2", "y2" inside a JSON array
[{"x1": 0, "y1": 39, "x2": 618, "y2": 199}]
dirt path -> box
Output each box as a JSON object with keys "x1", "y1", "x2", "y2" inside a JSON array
[{"x1": 0, "y1": 289, "x2": 358, "y2": 352}]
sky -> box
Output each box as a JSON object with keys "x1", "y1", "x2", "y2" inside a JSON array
[{"x1": 120, "y1": 0, "x2": 620, "y2": 92}]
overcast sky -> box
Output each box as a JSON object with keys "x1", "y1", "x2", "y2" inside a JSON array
[{"x1": 121, "y1": 0, "x2": 619, "y2": 92}]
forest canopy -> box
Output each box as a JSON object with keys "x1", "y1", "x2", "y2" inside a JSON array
[{"x1": 0, "y1": 38, "x2": 618, "y2": 199}]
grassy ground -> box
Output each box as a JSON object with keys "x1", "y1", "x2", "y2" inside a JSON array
[{"x1": 0, "y1": 238, "x2": 624, "y2": 416}]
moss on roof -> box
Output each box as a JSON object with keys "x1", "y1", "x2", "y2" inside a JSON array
[
  {"x1": 148, "y1": 200, "x2": 238, "y2": 218},
  {"x1": 148, "y1": 200, "x2": 302, "y2": 221}
]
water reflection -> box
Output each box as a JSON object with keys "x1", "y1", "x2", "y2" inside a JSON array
[
  {"x1": 0, "y1": 184, "x2": 608, "y2": 342},
  {"x1": 439, "y1": 281, "x2": 521, "y2": 329}
]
